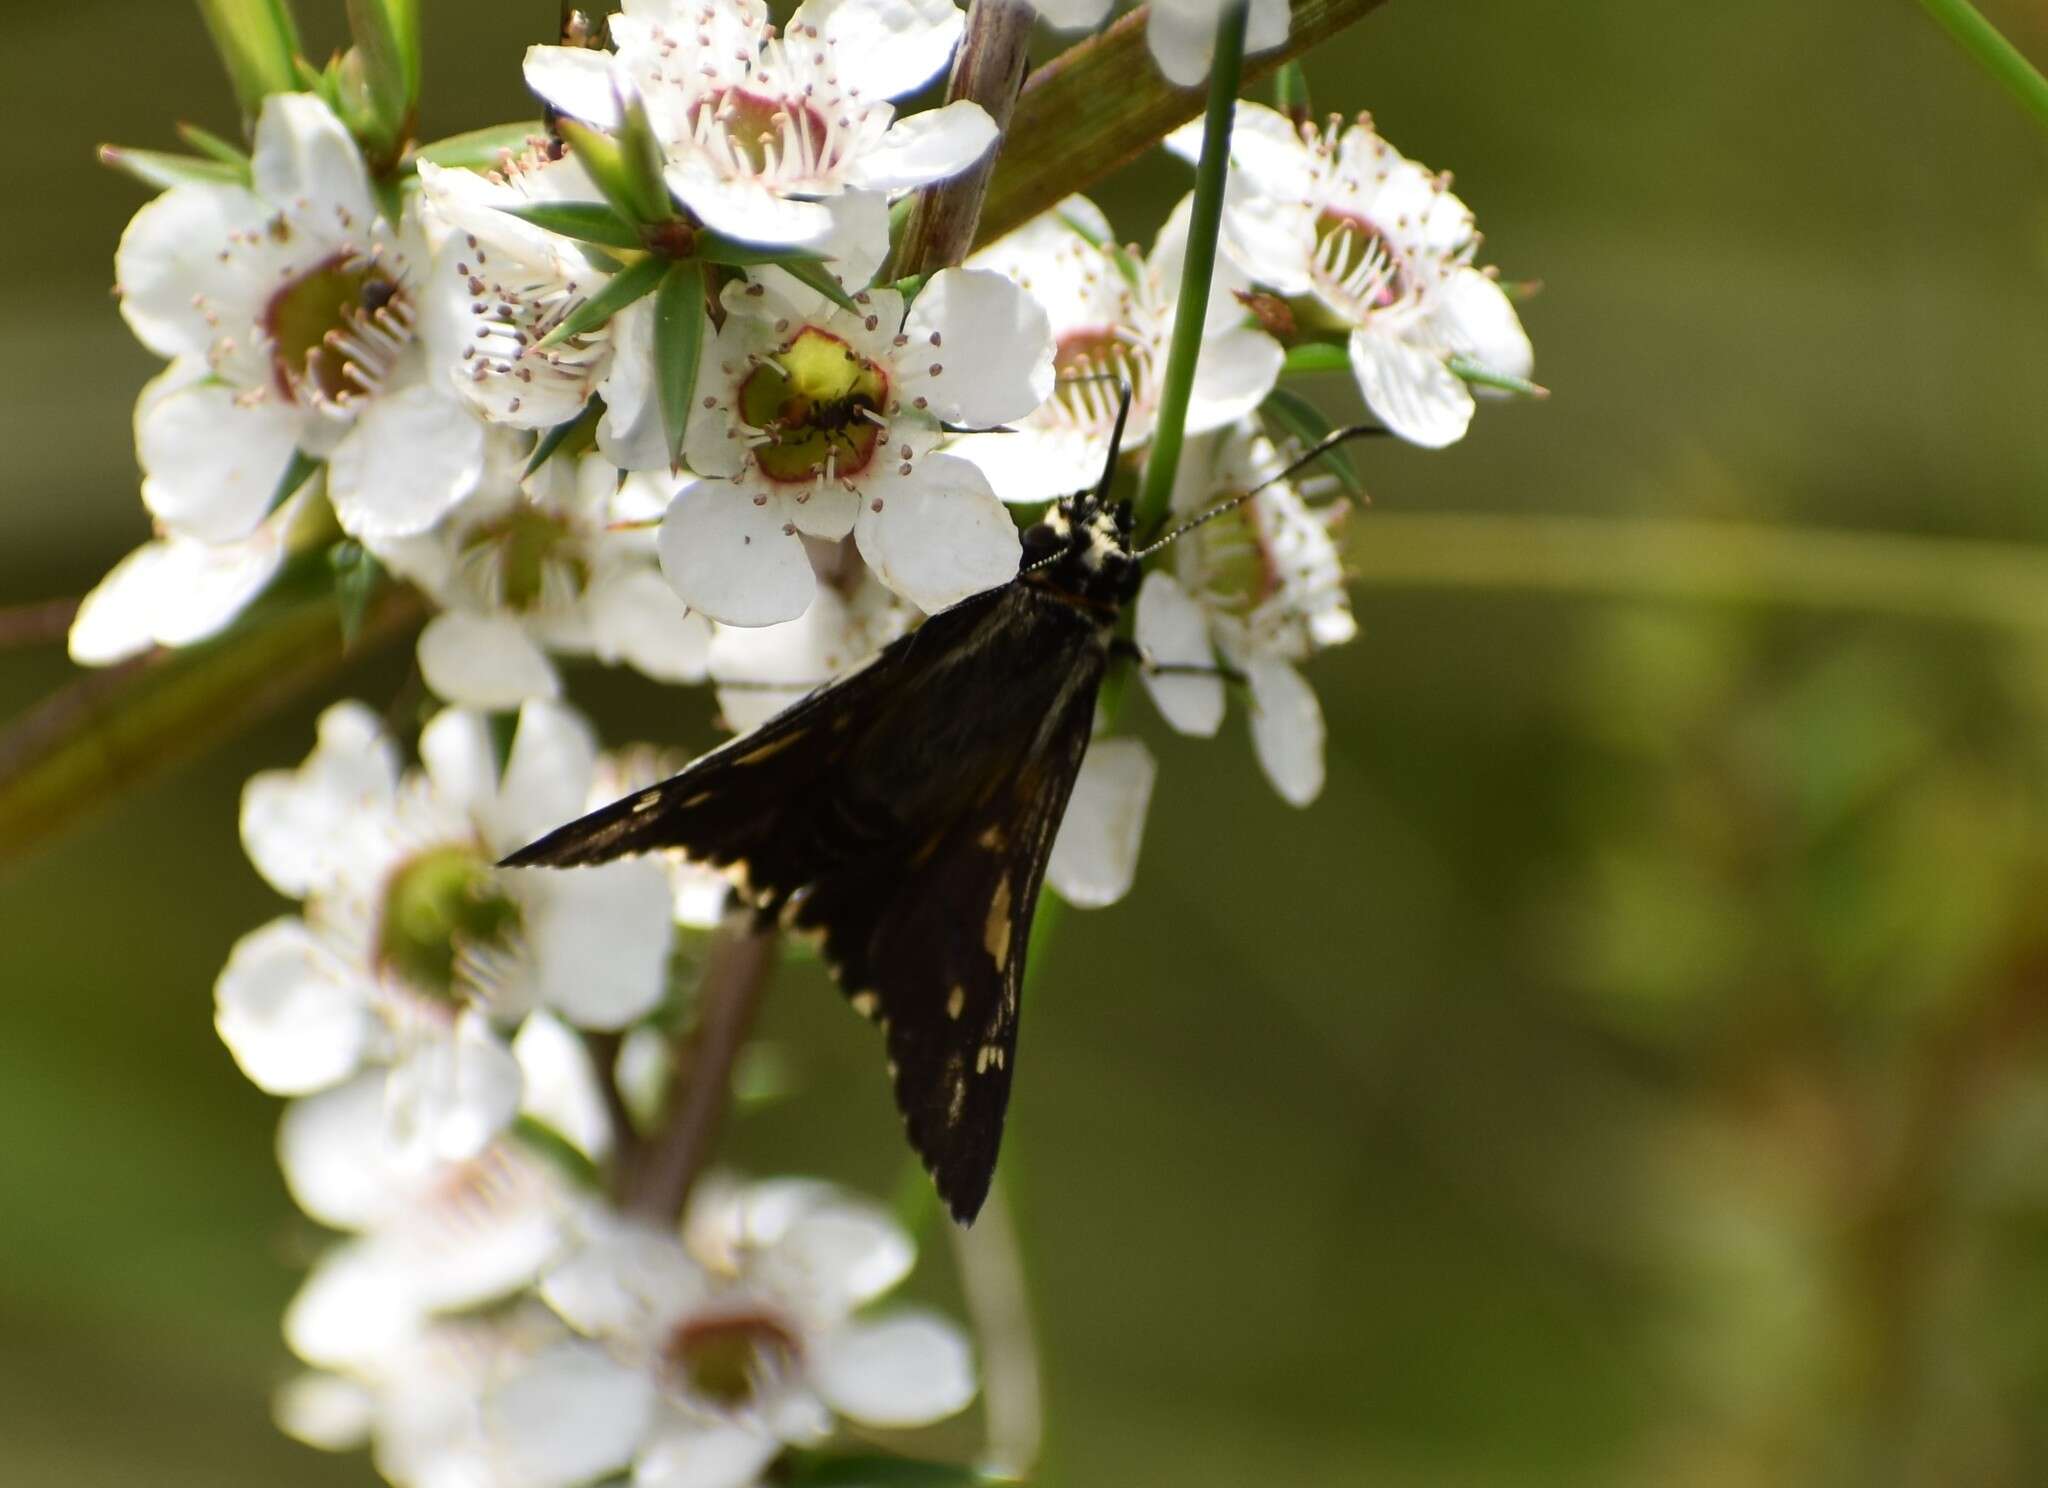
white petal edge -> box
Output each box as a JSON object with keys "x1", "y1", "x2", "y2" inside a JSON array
[
  {"x1": 659, "y1": 483, "x2": 817, "y2": 627},
  {"x1": 327, "y1": 382, "x2": 488, "y2": 541},
  {"x1": 214, "y1": 918, "x2": 369, "y2": 1095},
  {"x1": 417, "y1": 612, "x2": 562, "y2": 709},
  {"x1": 812, "y1": 1311, "x2": 978, "y2": 1428},
  {"x1": 853, "y1": 455, "x2": 1020, "y2": 614},
  {"x1": 1133, "y1": 572, "x2": 1224, "y2": 736},
  {"x1": 1245, "y1": 655, "x2": 1325, "y2": 806},
  {"x1": 1046, "y1": 737, "x2": 1158, "y2": 910},
  {"x1": 1348, "y1": 328, "x2": 1474, "y2": 450}
]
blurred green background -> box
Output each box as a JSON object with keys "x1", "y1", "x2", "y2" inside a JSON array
[{"x1": 5, "y1": 2, "x2": 2048, "y2": 1485}]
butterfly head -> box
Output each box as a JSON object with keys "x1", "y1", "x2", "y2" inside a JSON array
[{"x1": 1020, "y1": 491, "x2": 1140, "y2": 606}]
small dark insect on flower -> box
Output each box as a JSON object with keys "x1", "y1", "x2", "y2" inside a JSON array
[{"x1": 503, "y1": 392, "x2": 1371, "y2": 1221}]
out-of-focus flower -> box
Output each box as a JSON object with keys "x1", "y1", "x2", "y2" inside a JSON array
[
  {"x1": 417, "y1": 154, "x2": 671, "y2": 469},
  {"x1": 1172, "y1": 104, "x2": 1533, "y2": 448},
  {"x1": 1045, "y1": 736, "x2": 1158, "y2": 908},
  {"x1": 219, "y1": 700, "x2": 674, "y2": 1159},
  {"x1": 522, "y1": 0, "x2": 994, "y2": 257},
  {"x1": 115, "y1": 93, "x2": 487, "y2": 543},
  {"x1": 1015, "y1": 0, "x2": 1289, "y2": 88},
  {"x1": 517, "y1": 1177, "x2": 976, "y2": 1487},
  {"x1": 706, "y1": 557, "x2": 913, "y2": 733},
  {"x1": 659, "y1": 267, "x2": 1049, "y2": 624},
  {"x1": 372, "y1": 444, "x2": 709, "y2": 708},
  {"x1": 67, "y1": 485, "x2": 312, "y2": 666},
  {"x1": 950, "y1": 195, "x2": 1280, "y2": 503},
  {"x1": 1136, "y1": 422, "x2": 1355, "y2": 804}
]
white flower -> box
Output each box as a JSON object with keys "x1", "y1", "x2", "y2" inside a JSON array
[
  {"x1": 115, "y1": 92, "x2": 486, "y2": 543},
  {"x1": 1045, "y1": 736, "x2": 1158, "y2": 908},
  {"x1": 67, "y1": 485, "x2": 311, "y2": 666},
  {"x1": 522, "y1": 0, "x2": 995, "y2": 254},
  {"x1": 373, "y1": 443, "x2": 711, "y2": 708},
  {"x1": 1172, "y1": 104, "x2": 1534, "y2": 449},
  {"x1": 221, "y1": 699, "x2": 675, "y2": 1158},
  {"x1": 1135, "y1": 423, "x2": 1355, "y2": 804},
  {"x1": 950, "y1": 195, "x2": 1281, "y2": 503},
  {"x1": 659, "y1": 267, "x2": 1050, "y2": 623},
  {"x1": 529, "y1": 1178, "x2": 976, "y2": 1486},
  {"x1": 417, "y1": 154, "x2": 671, "y2": 469},
  {"x1": 277, "y1": 1071, "x2": 583, "y2": 1373}
]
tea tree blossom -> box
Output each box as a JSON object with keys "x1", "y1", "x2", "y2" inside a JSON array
[
  {"x1": 659, "y1": 267, "x2": 1052, "y2": 624},
  {"x1": 1172, "y1": 104, "x2": 1534, "y2": 448},
  {"x1": 116, "y1": 93, "x2": 486, "y2": 543},
  {"x1": 1136, "y1": 423, "x2": 1357, "y2": 805},
  {"x1": 950, "y1": 195, "x2": 1281, "y2": 503},
  {"x1": 220, "y1": 700, "x2": 674, "y2": 1158},
  {"x1": 522, "y1": 0, "x2": 995, "y2": 255},
  {"x1": 515, "y1": 1179, "x2": 976, "y2": 1487},
  {"x1": 416, "y1": 156, "x2": 670, "y2": 469},
  {"x1": 371, "y1": 444, "x2": 710, "y2": 708}
]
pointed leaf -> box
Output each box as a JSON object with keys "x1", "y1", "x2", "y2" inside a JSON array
[
  {"x1": 412, "y1": 121, "x2": 547, "y2": 170},
  {"x1": 525, "y1": 397, "x2": 604, "y2": 476},
  {"x1": 99, "y1": 146, "x2": 248, "y2": 191},
  {"x1": 654, "y1": 260, "x2": 708, "y2": 467},
  {"x1": 196, "y1": 0, "x2": 302, "y2": 116},
  {"x1": 1261, "y1": 387, "x2": 1365, "y2": 501},
  {"x1": 176, "y1": 121, "x2": 251, "y2": 169},
  {"x1": 1281, "y1": 341, "x2": 1350, "y2": 376},
  {"x1": 328, "y1": 540, "x2": 384, "y2": 651},
  {"x1": 534, "y1": 253, "x2": 667, "y2": 351},
  {"x1": 1447, "y1": 353, "x2": 1548, "y2": 399},
  {"x1": 497, "y1": 201, "x2": 643, "y2": 250},
  {"x1": 346, "y1": 0, "x2": 421, "y2": 134},
  {"x1": 767, "y1": 254, "x2": 862, "y2": 315},
  {"x1": 555, "y1": 118, "x2": 663, "y2": 229},
  {"x1": 614, "y1": 89, "x2": 677, "y2": 223}
]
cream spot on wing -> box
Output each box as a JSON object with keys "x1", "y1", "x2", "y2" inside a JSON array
[
  {"x1": 949, "y1": 1074, "x2": 966, "y2": 1124},
  {"x1": 733, "y1": 730, "x2": 807, "y2": 767},
  {"x1": 946, "y1": 985, "x2": 965, "y2": 1020},
  {"x1": 633, "y1": 790, "x2": 662, "y2": 812},
  {"x1": 984, "y1": 875, "x2": 1014, "y2": 971},
  {"x1": 681, "y1": 790, "x2": 714, "y2": 808},
  {"x1": 976, "y1": 1043, "x2": 1007, "y2": 1075},
  {"x1": 850, "y1": 991, "x2": 879, "y2": 1018},
  {"x1": 977, "y1": 823, "x2": 1006, "y2": 851}
]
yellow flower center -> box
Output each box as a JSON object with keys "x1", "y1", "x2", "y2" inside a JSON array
[
  {"x1": 739, "y1": 326, "x2": 888, "y2": 483},
  {"x1": 377, "y1": 845, "x2": 521, "y2": 998},
  {"x1": 264, "y1": 250, "x2": 412, "y2": 407}
]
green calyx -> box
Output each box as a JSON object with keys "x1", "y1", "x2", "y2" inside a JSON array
[
  {"x1": 740, "y1": 327, "x2": 888, "y2": 483},
  {"x1": 378, "y1": 845, "x2": 521, "y2": 998}
]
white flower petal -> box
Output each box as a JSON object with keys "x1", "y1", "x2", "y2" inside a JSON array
[
  {"x1": 659, "y1": 483, "x2": 817, "y2": 627},
  {"x1": 514, "y1": 1011, "x2": 615, "y2": 1161},
  {"x1": 543, "y1": 1223, "x2": 708, "y2": 1339},
  {"x1": 812, "y1": 1311, "x2": 977, "y2": 1427},
  {"x1": 115, "y1": 183, "x2": 271, "y2": 360},
  {"x1": 636, "y1": 1418, "x2": 780, "y2": 1488},
  {"x1": 215, "y1": 918, "x2": 370, "y2": 1095},
  {"x1": 252, "y1": 93, "x2": 380, "y2": 235},
  {"x1": 1030, "y1": 0, "x2": 1114, "y2": 27},
  {"x1": 901, "y1": 269, "x2": 1053, "y2": 427},
  {"x1": 522, "y1": 44, "x2": 628, "y2": 129},
  {"x1": 135, "y1": 365, "x2": 300, "y2": 543},
  {"x1": 1348, "y1": 327, "x2": 1474, "y2": 449},
  {"x1": 1046, "y1": 737, "x2": 1156, "y2": 909},
  {"x1": 796, "y1": 0, "x2": 966, "y2": 99},
  {"x1": 277, "y1": 1073, "x2": 399, "y2": 1231},
  {"x1": 65, "y1": 516, "x2": 288, "y2": 666},
  {"x1": 587, "y1": 567, "x2": 713, "y2": 683},
  {"x1": 764, "y1": 1199, "x2": 916, "y2": 1312},
  {"x1": 273, "y1": 1371, "x2": 375, "y2": 1452},
  {"x1": 284, "y1": 1241, "x2": 420, "y2": 1370},
  {"x1": 848, "y1": 100, "x2": 999, "y2": 192},
  {"x1": 520, "y1": 861, "x2": 675, "y2": 1029},
  {"x1": 853, "y1": 455, "x2": 1019, "y2": 614},
  {"x1": 668, "y1": 166, "x2": 833, "y2": 248},
  {"x1": 328, "y1": 381, "x2": 488, "y2": 540},
  {"x1": 1144, "y1": 0, "x2": 1226, "y2": 88},
  {"x1": 417, "y1": 612, "x2": 563, "y2": 709},
  {"x1": 489, "y1": 1342, "x2": 654, "y2": 1488},
  {"x1": 496, "y1": 699, "x2": 602, "y2": 848},
  {"x1": 813, "y1": 190, "x2": 893, "y2": 295},
  {"x1": 947, "y1": 425, "x2": 1106, "y2": 506},
  {"x1": 418, "y1": 704, "x2": 501, "y2": 819},
  {"x1": 1186, "y1": 324, "x2": 1284, "y2": 434},
  {"x1": 1134, "y1": 573, "x2": 1224, "y2": 736},
  {"x1": 1244, "y1": 655, "x2": 1325, "y2": 806},
  {"x1": 1436, "y1": 266, "x2": 1535, "y2": 384},
  {"x1": 388, "y1": 1009, "x2": 524, "y2": 1163},
  {"x1": 240, "y1": 701, "x2": 400, "y2": 899},
  {"x1": 598, "y1": 298, "x2": 673, "y2": 471}
]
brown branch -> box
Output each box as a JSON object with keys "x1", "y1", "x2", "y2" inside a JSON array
[
  {"x1": 624, "y1": 917, "x2": 780, "y2": 1223},
  {"x1": 891, "y1": 0, "x2": 1039, "y2": 279},
  {"x1": 977, "y1": 0, "x2": 1392, "y2": 250},
  {"x1": 0, "y1": 598, "x2": 82, "y2": 649}
]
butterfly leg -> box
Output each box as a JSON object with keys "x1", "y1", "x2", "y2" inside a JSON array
[{"x1": 1108, "y1": 636, "x2": 1247, "y2": 685}]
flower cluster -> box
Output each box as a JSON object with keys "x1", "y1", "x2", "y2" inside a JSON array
[{"x1": 74, "y1": 0, "x2": 1538, "y2": 1481}]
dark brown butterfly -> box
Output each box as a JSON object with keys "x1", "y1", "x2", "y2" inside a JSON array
[{"x1": 502, "y1": 406, "x2": 1143, "y2": 1223}]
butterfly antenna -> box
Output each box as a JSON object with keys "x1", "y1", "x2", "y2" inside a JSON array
[
  {"x1": 1098, "y1": 380, "x2": 1134, "y2": 504},
  {"x1": 1134, "y1": 423, "x2": 1387, "y2": 559}
]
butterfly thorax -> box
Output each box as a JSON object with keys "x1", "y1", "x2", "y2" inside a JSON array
[{"x1": 1021, "y1": 493, "x2": 1141, "y2": 610}]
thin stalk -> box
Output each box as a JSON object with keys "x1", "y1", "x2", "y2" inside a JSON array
[
  {"x1": 892, "y1": 0, "x2": 1038, "y2": 279},
  {"x1": 0, "y1": 598, "x2": 81, "y2": 649},
  {"x1": 1912, "y1": 0, "x2": 2048, "y2": 131},
  {"x1": 1345, "y1": 511, "x2": 2048, "y2": 631},
  {"x1": 624, "y1": 918, "x2": 779, "y2": 1223},
  {"x1": 1133, "y1": 2, "x2": 1249, "y2": 535}
]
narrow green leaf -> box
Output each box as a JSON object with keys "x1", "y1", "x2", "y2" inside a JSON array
[
  {"x1": 1913, "y1": 0, "x2": 2048, "y2": 131},
  {"x1": 654, "y1": 260, "x2": 708, "y2": 467},
  {"x1": 509, "y1": 1116, "x2": 602, "y2": 1191},
  {"x1": 1261, "y1": 386, "x2": 1366, "y2": 501},
  {"x1": 412, "y1": 121, "x2": 547, "y2": 169},
  {"x1": 497, "y1": 201, "x2": 644, "y2": 250},
  {"x1": 614, "y1": 90, "x2": 678, "y2": 223},
  {"x1": 1282, "y1": 340, "x2": 1350, "y2": 376},
  {"x1": 525, "y1": 397, "x2": 605, "y2": 476},
  {"x1": 1447, "y1": 353, "x2": 1548, "y2": 399},
  {"x1": 767, "y1": 255, "x2": 861, "y2": 315},
  {"x1": 346, "y1": 0, "x2": 422, "y2": 123},
  {"x1": 887, "y1": 273, "x2": 927, "y2": 305},
  {"x1": 98, "y1": 146, "x2": 247, "y2": 191},
  {"x1": 1272, "y1": 59, "x2": 1311, "y2": 116},
  {"x1": 556, "y1": 118, "x2": 661, "y2": 229},
  {"x1": 195, "y1": 0, "x2": 303, "y2": 117},
  {"x1": 329, "y1": 540, "x2": 384, "y2": 650},
  {"x1": 175, "y1": 122, "x2": 251, "y2": 168},
  {"x1": 534, "y1": 253, "x2": 667, "y2": 351},
  {"x1": 268, "y1": 449, "x2": 323, "y2": 515},
  {"x1": 689, "y1": 232, "x2": 827, "y2": 268}
]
